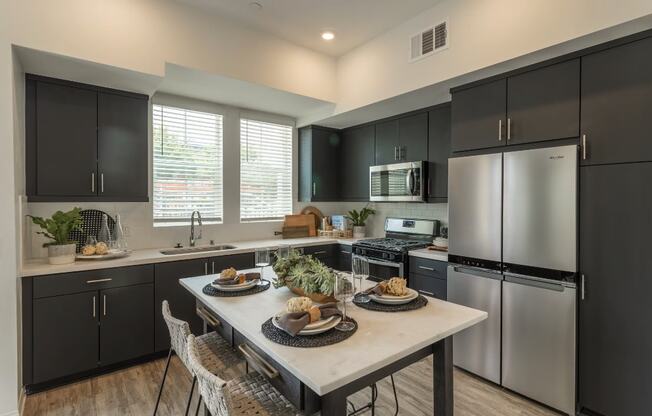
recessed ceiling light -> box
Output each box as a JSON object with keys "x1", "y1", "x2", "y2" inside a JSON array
[{"x1": 321, "y1": 31, "x2": 335, "y2": 41}]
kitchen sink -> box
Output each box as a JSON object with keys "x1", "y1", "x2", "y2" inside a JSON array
[{"x1": 159, "y1": 245, "x2": 237, "y2": 255}]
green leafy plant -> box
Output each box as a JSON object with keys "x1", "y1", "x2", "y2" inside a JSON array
[
  {"x1": 272, "y1": 250, "x2": 336, "y2": 295},
  {"x1": 28, "y1": 207, "x2": 83, "y2": 246},
  {"x1": 345, "y1": 206, "x2": 376, "y2": 227}
]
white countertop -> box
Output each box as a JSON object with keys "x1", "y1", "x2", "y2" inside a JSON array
[
  {"x1": 21, "y1": 237, "x2": 365, "y2": 278},
  {"x1": 180, "y1": 269, "x2": 486, "y2": 396},
  {"x1": 408, "y1": 248, "x2": 449, "y2": 262}
]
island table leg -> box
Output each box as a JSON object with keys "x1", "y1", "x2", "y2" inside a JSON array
[
  {"x1": 320, "y1": 389, "x2": 348, "y2": 416},
  {"x1": 433, "y1": 337, "x2": 454, "y2": 416}
]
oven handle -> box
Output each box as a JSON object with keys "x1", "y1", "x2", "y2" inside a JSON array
[{"x1": 353, "y1": 254, "x2": 405, "y2": 277}]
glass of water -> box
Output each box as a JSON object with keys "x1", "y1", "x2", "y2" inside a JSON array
[
  {"x1": 255, "y1": 247, "x2": 271, "y2": 278},
  {"x1": 334, "y1": 271, "x2": 356, "y2": 332},
  {"x1": 352, "y1": 256, "x2": 371, "y2": 303}
]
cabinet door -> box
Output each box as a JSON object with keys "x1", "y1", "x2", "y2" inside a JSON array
[
  {"x1": 427, "y1": 104, "x2": 451, "y2": 201},
  {"x1": 154, "y1": 259, "x2": 208, "y2": 352},
  {"x1": 341, "y1": 125, "x2": 374, "y2": 201},
  {"x1": 99, "y1": 284, "x2": 154, "y2": 366},
  {"x1": 506, "y1": 59, "x2": 580, "y2": 145},
  {"x1": 579, "y1": 163, "x2": 652, "y2": 416},
  {"x1": 338, "y1": 245, "x2": 352, "y2": 272},
  {"x1": 33, "y1": 291, "x2": 98, "y2": 383},
  {"x1": 310, "y1": 128, "x2": 341, "y2": 201},
  {"x1": 451, "y1": 79, "x2": 506, "y2": 152},
  {"x1": 35, "y1": 81, "x2": 98, "y2": 197},
  {"x1": 398, "y1": 112, "x2": 428, "y2": 162},
  {"x1": 581, "y1": 37, "x2": 652, "y2": 165},
  {"x1": 211, "y1": 253, "x2": 255, "y2": 273},
  {"x1": 375, "y1": 119, "x2": 399, "y2": 165},
  {"x1": 98, "y1": 92, "x2": 148, "y2": 200}
]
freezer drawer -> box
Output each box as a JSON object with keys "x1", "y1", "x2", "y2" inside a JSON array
[
  {"x1": 448, "y1": 153, "x2": 502, "y2": 262},
  {"x1": 447, "y1": 265, "x2": 502, "y2": 384},
  {"x1": 503, "y1": 145, "x2": 577, "y2": 272},
  {"x1": 502, "y1": 276, "x2": 576, "y2": 415}
]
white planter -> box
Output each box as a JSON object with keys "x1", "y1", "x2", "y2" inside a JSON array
[
  {"x1": 353, "y1": 226, "x2": 366, "y2": 239},
  {"x1": 47, "y1": 243, "x2": 77, "y2": 265}
]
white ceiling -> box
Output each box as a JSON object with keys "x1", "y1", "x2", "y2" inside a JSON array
[{"x1": 175, "y1": 0, "x2": 442, "y2": 56}]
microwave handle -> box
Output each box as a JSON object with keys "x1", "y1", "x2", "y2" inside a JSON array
[{"x1": 406, "y1": 168, "x2": 415, "y2": 195}]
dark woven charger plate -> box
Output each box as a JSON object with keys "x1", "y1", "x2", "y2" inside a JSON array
[
  {"x1": 261, "y1": 317, "x2": 358, "y2": 348},
  {"x1": 353, "y1": 293, "x2": 428, "y2": 312},
  {"x1": 202, "y1": 279, "x2": 271, "y2": 297}
]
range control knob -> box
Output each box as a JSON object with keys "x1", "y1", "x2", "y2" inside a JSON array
[{"x1": 382, "y1": 252, "x2": 389, "y2": 259}]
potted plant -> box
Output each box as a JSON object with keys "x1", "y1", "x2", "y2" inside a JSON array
[
  {"x1": 28, "y1": 207, "x2": 83, "y2": 265},
  {"x1": 345, "y1": 206, "x2": 376, "y2": 238},
  {"x1": 272, "y1": 250, "x2": 337, "y2": 303}
]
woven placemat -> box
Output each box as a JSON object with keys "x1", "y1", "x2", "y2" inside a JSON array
[
  {"x1": 261, "y1": 317, "x2": 358, "y2": 348},
  {"x1": 353, "y1": 293, "x2": 428, "y2": 312},
  {"x1": 202, "y1": 279, "x2": 271, "y2": 297}
]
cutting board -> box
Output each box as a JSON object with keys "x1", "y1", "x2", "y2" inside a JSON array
[{"x1": 284, "y1": 214, "x2": 316, "y2": 236}]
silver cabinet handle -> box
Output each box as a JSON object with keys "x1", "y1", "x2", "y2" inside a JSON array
[
  {"x1": 312, "y1": 182, "x2": 316, "y2": 196},
  {"x1": 498, "y1": 119, "x2": 503, "y2": 141},
  {"x1": 196, "y1": 307, "x2": 220, "y2": 327},
  {"x1": 394, "y1": 146, "x2": 398, "y2": 160},
  {"x1": 204, "y1": 262, "x2": 208, "y2": 275},
  {"x1": 582, "y1": 134, "x2": 587, "y2": 160},
  {"x1": 507, "y1": 118, "x2": 512, "y2": 140},
  {"x1": 86, "y1": 278, "x2": 112, "y2": 284},
  {"x1": 211, "y1": 261, "x2": 215, "y2": 274},
  {"x1": 238, "y1": 344, "x2": 279, "y2": 379},
  {"x1": 91, "y1": 173, "x2": 95, "y2": 193},
  {"x1": 103, "y1": 295, "x2": 107, "y2": 316},
  {"x1": 92, "y1": 296, "x2": 96, "y2": 318},
  {"x1": 418, "y1": 265, "x2": 435, "y2": 271},
  {"x1": 341, "y1": 250, "x2": 351, "y2": 255},
  {"x1": 313, "y1": 250, "x2": 327, "y2": 255},
  {"x1": 581, "y1": 274, "x2": 586, "y2": 300},
  {"x1": 100, "y1": 173, "x2": 104, "y2": 193},
  {"x1": 419, "y1": 290, "x2": 435, "y2": 296}
]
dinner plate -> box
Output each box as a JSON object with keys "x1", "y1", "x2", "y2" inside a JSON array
[
  {"x1": 369, "y1": 288, "x2": 419, "y2": 305},
  {"x1": 76, "y1": 250, "x2": 131, "y2": 261},
  {"x1": 211, "y1": 279, "x2": 260, "y2": 292},
  {"x1": 273, "y1": 313, "x2": 342, "y2": 336}
]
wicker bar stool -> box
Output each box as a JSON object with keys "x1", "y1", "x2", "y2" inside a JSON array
[
  {"x1": 186, "y1": 334, "x2": 301, "y2": 416},
  {"x1": 153, "y1": 301, "x2": 243, "y2": 416}
]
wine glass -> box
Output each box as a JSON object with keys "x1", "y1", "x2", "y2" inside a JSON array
[
  {"x1": 276, "y1": 244, "x2": 290, "y2": 261},
  {"x1": 334, "y1": 271, "x2": 356, "y2": 332},
  {"x1": 255, "y1": 247, "x2": 271, "y2": 278},
  {"x1": 352, "y1": 256, "x2": 370, "y2": 303}
]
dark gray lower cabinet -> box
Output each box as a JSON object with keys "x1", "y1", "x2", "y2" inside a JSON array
[
  {"x1": 99, "y1": 284, "x2": 154, "y2": 366},
  {"x1": 579, "y1": 163, "x2": 652, "y2": 416},
  {"x1": 338, "y1": 245, "x2": 352, "y2": 271},
  {"x1": 408, "y1": 257, "x2": 447, "y2": 300},
  {"x1": 33, "y1": 291, "x2": 99, "y2": 384},
  {"x1": 300, "y1": 244, "x2": 338, "y2": 269}
]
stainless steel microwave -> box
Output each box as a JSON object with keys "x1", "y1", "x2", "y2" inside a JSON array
[{"x1": 369, "y1": 161, "x2": 425, "y2": 202}]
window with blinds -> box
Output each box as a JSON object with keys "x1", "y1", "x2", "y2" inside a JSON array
[
  {"x1": 153, "y1": 104, "x2": 223, "y2": 225},
  {"x1": 240, "y1": 118, "x2": 293, "y2": 222}
]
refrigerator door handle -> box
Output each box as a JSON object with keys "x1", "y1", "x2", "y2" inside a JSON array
[{"x1": 504, "y1": 273, "x2": 575, "y2": 291}]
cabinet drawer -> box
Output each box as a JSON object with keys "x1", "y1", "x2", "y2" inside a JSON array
[
  {"x1": 409, "y1": 257, "x2": 447, "y2": 280},
  {"x1": 33, "y1": 265, "x2": 154, "y2": 298},
  {"x1": 301, "y1": 244, "x2": 336, "y2": 258},
  {"x1": 196, "y1": 301, "x2": 233, "y2": 346},
  {"x1": 409, "y1": 274, "x2": 447, "y2": 300}
]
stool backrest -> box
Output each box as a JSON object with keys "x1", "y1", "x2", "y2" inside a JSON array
[
  {"x1": 161, "y1": 300, "x2": 191, "y2": 367},
  {"x1": 187, "y1": 334, "x2": 231, "y2": 416}
]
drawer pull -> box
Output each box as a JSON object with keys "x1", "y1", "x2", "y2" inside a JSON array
[
  {"x1": 86, "y1": 278, "x2": 113, "y2": 284},
  {"x1": 196, "y1": 307, "x2": 220, "y2": 327},
  {"x1": 103, "y1": 295, "x2": 107, "y2": 316},
  {"x1": 92, "y1": 296, "x2": 96, "y2": 318},
  {"x1": 419, "y1": 290, "x2": 435, "y2": 297},
  {"x1": 341, "y1": 250, "x2": 351, "y2": 255},
  {"x1": 313, "y1": 250, "x2": 327, "y2": 255},
  {"x1": 238, "y1": 344, "x2": 279, "y2": 379},
  {"x1": 418, "y1": 266, "x2": 435, "y2": 272}
]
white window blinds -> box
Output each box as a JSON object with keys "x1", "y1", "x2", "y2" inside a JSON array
[
  {"x1": 240, "y1": 118, "x2": 293, "y2": 222},
  {"x1": 153, "y1": 104, "x2": 223, "y2": 224}
]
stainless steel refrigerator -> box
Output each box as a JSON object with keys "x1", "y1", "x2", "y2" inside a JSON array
[{"x1": 447, "y1": 145, "x2": 577, "y2": 415}]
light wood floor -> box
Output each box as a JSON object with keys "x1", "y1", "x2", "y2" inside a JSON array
[{"x1": 23, "y1": 355, "x2": 560, "y2": 416}]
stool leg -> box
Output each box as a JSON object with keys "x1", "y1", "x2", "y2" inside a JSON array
[
  {"x1": 390, "y1": 375, "x2": 400, "y2": 416},
  {"x1": 185, "y1": 376, "x2": 196, "y2": 416},
  {"x1": 153, "y1": 348, "x2": 172, "y2": 416},
  {"x1": 195, "y1": 396, "x2": 202, "y2": 416}
]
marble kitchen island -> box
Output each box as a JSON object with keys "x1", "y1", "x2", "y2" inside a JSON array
[{"x1": 180, "y1": 268, "x2": 486, "y2": 415}]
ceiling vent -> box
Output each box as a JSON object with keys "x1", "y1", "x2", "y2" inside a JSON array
[{"x1": 409, "y1": 20, "x2": 448, "y2": 62}]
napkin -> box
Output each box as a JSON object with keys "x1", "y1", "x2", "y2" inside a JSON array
[
  {"x1": 277, "y1": 303, "x2": 341, "y2": 336},
  {"x1": 364, "y1": 282, "x2": 386, "y2": 296},
  {"x1": 214, "y1": 272, "x2": 261, "y2": 286}
]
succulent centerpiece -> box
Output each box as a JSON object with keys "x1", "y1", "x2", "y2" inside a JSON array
[{"x1": 272, "y1": 249, "x2": 336, "y2": 303}]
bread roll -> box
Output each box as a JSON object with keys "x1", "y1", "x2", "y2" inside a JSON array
[
  {"x1": 286, "y1": 297, "x2": 312, "y2": 313},
  {"x1": 308, "y1": 306, "x2": 321, "y2": 323},
  {"x1": 220, "y1": 267, "x2": 237, "y2": 280},
  {"x1": 386, "y1": 277, "x2": 408, "y2": 296},
  {"x1": 81, "y1": 245, "x2": 96, "y2": 256},
  {"x1": 95, "y1": 242, "x2": 109, "y2": 255}
]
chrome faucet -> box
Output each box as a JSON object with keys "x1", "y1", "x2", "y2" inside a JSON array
[{"x1": 190, "y1": 211, "x2": 203, "y2": 247}]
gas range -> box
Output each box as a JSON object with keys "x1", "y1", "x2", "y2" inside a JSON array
[{"x1": 353, "y1": 238, "x2": 430, "y2": 262}]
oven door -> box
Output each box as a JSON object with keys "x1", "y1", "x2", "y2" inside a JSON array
[
  {"x1": 370, "y1": 161, "x2": 425, "y2": 202},
  {"x1": 355, "y1": 255, "x2": 405, "y2": 281}
]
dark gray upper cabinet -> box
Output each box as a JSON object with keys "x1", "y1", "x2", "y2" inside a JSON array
[
  {"x1": 375, "y1": 113, "x2": 428, "y2": 164},
  {"x1": 451, "y1": 79, "x2": 506, "y2": 152},
  {"x1": 507, "y1": 59, "x2": 580, "y2": 144},
  {"x1": 98, "y1": 92, "x2": 148, "y2": 200},
  {"x1": 26, "y1": 75, "x2": 149, "y2": 202},
  {"x1": 32, "y1": 291, "x2": 99, "y2": 384},
  {"x1": 427, "y1": 103, "x2": 451, "y2": 201},
  {"x1": 341, "y1": 125, "x2": 374, "y2": 201},
  {"x1": 581, "y1": 37, "x2": 652, "y2": 165},
  {"x1": 99, "y1": 284, "x2": 154, "y2": 366},
  {"x1": 33, "y1": 81, "x2": 98, "y2": 197},
  {"x1": 298, "y1": 126, "x2": 340, "y2": 202},
  {"x1": 579, "y1": 163, "x2": 652, "y2": 416}
]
